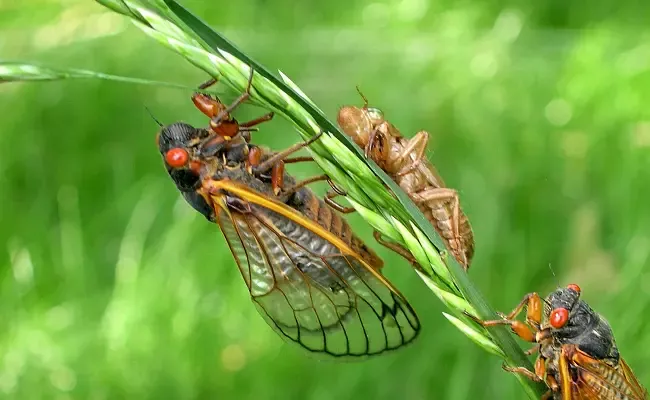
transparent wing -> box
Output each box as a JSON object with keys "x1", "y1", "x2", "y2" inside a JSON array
[
  {"x1": 568, "y1": 351, "x2": 647, "y2": 399},
  {"x1": 213, "y1": 187, "x2": 420, "y2": 358}
]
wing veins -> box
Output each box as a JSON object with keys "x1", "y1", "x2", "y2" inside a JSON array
[{"x1": 571, "y1": 359, "x2": 646, "y2": 399}]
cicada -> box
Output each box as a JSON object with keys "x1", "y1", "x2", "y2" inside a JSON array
[
  {"x1": 155, "y1": 72, "x2": 420, "y2": 357},
  {"x1": 472, "y1": 284, "x2": 647, "y2": 399},
  {"x1": 337, "y1": 88, "x2": 474, "y2": 270}
]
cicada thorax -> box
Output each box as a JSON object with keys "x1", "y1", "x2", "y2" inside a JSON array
[{"x1": 337, "y1": 98, "x2": 475, "y2": 269}]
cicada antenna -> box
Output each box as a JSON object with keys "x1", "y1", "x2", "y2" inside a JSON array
[
  {"x1": 145, "y1": 106, "x2": 164, "y2": 127},
  {"x1": 547, "y1": 263, "x2": 561, "y2": 289}
]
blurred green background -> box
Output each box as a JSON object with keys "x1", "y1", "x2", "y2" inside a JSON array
[{"x1": 2, "y1": 0, "x2": 650, "y2": 399}]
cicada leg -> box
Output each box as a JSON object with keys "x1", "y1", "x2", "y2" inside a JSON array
[
  {"x1": 502, "y1": 358, "x2": 557, "y2": 400},
  {"x1": 502, "y1": 364, "x2": 543, "y2": 382},
  {"x1": 239, "y1": 112, "x2": 275, "y2": 131},
  {"x1": 324, "y1": 192, "x2": 356, "y2": 214},
  {"x1": 252, "y1": 131, "x2": 323, "y2": 174},
  {"x1": 193, "y1": 67, "x2": 274, "y2": 141},
  {"x1": 525, "y1": 344, "x2": 541, "y2": 356},
  {"x1": 281, "y1": 174, "x2": 331, "y2": 196},
  {"x1": 248, "y1": 132, "x2": 326, "y2": 195},
  {"x1": 394, "y1": 130, "x2": 430, "y2": 177},
  {"x1": 210, "y1": 66, "x2": 256, "y2": 124},
  {"x1": 322, "y1": 178, "x2": 426, "y2": 272},
  {"x1": 410, "y1": 186, "x2": 466, "y2": 264},
  {"x1": 373, "y1": 230, "x2": 416, "y2": 260},
  {"x1": 192, "y1": 78, "x2": 224, "y2": 119},
  {"x1": 283, "y1": 156, "x2": 314, "y2": 164},
  {"x1": 466, "y1": 293, "x2": 559, "y2": 398},
  {"x1": 467, "y1": 292, "x2": 543, "y2": 342}
]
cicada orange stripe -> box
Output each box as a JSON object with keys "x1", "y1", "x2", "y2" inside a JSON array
[
  {"x1": 337, "y1": 88, "x2": 474, "y2": 270},
  {"x1": 471, "y1": 284, "x2": 647, "y2": 399}
]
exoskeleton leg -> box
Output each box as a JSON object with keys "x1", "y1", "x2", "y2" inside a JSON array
[
  {"x1": 394, "y1": 131, "x2": 430, "y2": 177},
  {"x1": 411, "y1": 186, "x2": 462, "y2": 245}
]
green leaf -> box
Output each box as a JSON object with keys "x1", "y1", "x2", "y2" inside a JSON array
[{"x1": 0, "y1": 61, "x2": 209, "y2": 92}]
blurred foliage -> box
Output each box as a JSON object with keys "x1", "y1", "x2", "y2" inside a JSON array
[{"x1": 1, "y1": 0, "x2": 650, "y2": 399}]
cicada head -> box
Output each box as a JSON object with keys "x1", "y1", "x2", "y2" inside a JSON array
[
  {"x1": 157, "y1": 122, "x2": 220, "y2": 221},
  {"x1": 157, "y1": 123, "x2": 208, "y2": 188},
  {"x1": 337, "y1": 106, "x2": 373, "y2": 149},
  {"x1": 545, "y1": 285, "x2": 620, "y2": 362}
]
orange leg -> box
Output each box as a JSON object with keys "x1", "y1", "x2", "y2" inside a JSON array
[
  {"x1": 467, "y1": 292, "x2": 543, "y2": 342},
  {"x1": 192, "y1": 70, "x2": 273, "y2": 142},
  {"x1": 271, "y1": 161, "x2": 285, "y2": 195},
  {"x1": 283, "y1": 156, "x2": 314, "y2": 164},
  {"x1": 502, "y1": 364, "x2": 543, "y2": 382},
  {"x1": 525, "y1": 344, "x2": 541, "y2": 356},
  {"x1": 252, "y1": 131, "x2": 323, "y2": 174},
  {"x1": 239, "y1": 112, "x2": 275, "y2": 129},
  {"x1": 210, "y1": 66, "x2": 256, "y2": 126},
  {"x1": 280, "y1": 174, "x2": 330, "y2": 198},
  {"x1": 247, "y1": 146, "x2": 263, "y2": 166},
  {"x1": 192, "y1": 92, "x2": 224, "y2": 119},
  {"x1": 502, "y1": 356, "x2": 555, "y2": 399},
  {"x1": 546, "y1": 377, "x2": 564, "y2": 400},
  {"x1": 198, "y1": 77, "x2": 218, "y2": 90}
]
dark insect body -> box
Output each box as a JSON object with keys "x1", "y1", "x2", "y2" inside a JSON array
[
  {"x1": 156, "y1": 70, "x2": 420, "y2": 357},
  {"x1": 472, "y1": 284, "x2": 647, "y2": 399}
]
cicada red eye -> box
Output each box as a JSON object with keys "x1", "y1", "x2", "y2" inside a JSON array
[
  {"x1": 165, "y1": 148, "x2": 189, "y2": 168},
  {"x1": 567, "y1": 283, "x2": 581, "y2": 294},
  {"x1": 550, "y1": 308, "x2": 569, "y2": 328}
]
